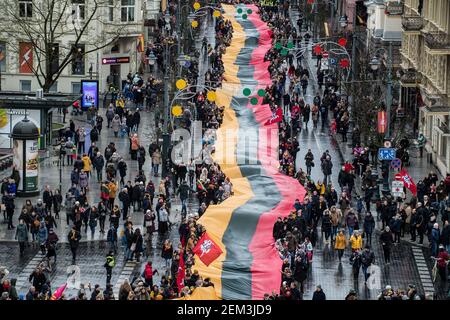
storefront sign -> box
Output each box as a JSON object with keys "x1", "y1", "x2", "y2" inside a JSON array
[
  {"x1": 81, "y1": 80, "x2": 99, "y2": 110},
  {"x1": 385, "y1": 2, "x2": 404, "y2": 15},
  {"x1": 102, "y1": 57, "x2": 130, "y2": 64}
]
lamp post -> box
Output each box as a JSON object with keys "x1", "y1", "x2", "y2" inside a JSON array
[
  {"x1": 369, "y1": 41, "x2": 393, "y2": 140},
  {"x1": 369, "y1": 42, "x2": 394, "y2": 194}
]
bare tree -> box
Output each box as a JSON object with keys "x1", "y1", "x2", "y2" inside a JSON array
[{"x1": 0, "y1": 0, "x2": 125, "y2": 92}]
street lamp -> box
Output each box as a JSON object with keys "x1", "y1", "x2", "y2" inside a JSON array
[
  {"x1": 370, "y1": 42, "x2": 393, "y2": 140},
  {"x1": 369, "y1": 57, "x2": 381, "y2": 71}
]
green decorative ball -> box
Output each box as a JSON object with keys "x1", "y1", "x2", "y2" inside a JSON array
[
  {"x1": 287, "y1": 42, "x2": 294, "y2": 49},
  {"x1": 243, "y1": 88, "x2": 251, "y2": 96},
  {"x1": 247, "y1": 9, "x2": 252, "y2": 14},
  {"x1": 275, "y1": 43, "x2": 282, "y2": 50},
  {"x1": 242, "y1": 14, "x2": 247, "y2": 19},
  {"x1": 237, "y1": 8, "x2": 243, "y2": 14},
  {"x1": 257, "y1": 89, "x2": 266, "y2": 97},
  {"x1": 250, "y1": 97, "x2": 259, "y2": 105},
  {"x1": 281, "y1": 49, "x2": 288, "y2": 56}
]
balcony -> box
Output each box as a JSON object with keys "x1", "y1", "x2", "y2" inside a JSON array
[
  {"x1": 424, "y1": 32, "x2": 450, "y2": 55},
  {"x1": 400, "y1": 68, "x2": 421, "y2": 88},
  {"x1": 401, "y1": 16, "x2": 423, "y2": 35}
]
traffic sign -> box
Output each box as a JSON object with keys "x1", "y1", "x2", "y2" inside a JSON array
[
  {"x1": 329, "y1": 58, "x2": 337, "y2": 65},
  {"x1": 378, "y1": 148, "x2": 396, "y2": 161},
  {"x1": 384, "y1": 140, "x2": 392, "y2": 148},
  {"x1": 392, "y1": 181, "x2": 404, "y2": 197},
  {"x1": 390, "y1": 158, "x2": 402, "y2": 170},
  {"x1": 322, "y1": 52, "x2": 329, "y2": 58}
]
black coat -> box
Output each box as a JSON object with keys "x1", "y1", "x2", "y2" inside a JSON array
[{"x1": 312, "y1": 290, "x2": 326, "y2": 301}]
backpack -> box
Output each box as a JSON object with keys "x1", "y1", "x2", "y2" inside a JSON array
[
  {"x1": 107, "y1": 256, "x2": 115, "y2": 268},
  {"x1": 144, "y1": 265, "x2": 153, "y2": 279}
]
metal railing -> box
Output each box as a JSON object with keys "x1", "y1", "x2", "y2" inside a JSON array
[
  {"x1": 424, "y1": 32, "x2": 450, "y2": 50},
  {"x1": 401, "y1": 16, "x2": 424, "y2": 31}
]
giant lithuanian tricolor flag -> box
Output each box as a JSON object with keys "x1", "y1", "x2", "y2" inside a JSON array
[{"x1": 195, "y1": 4, "x2": 306, "y2": 300}]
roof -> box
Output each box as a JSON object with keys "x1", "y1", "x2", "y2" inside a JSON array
[{"x1": 0, "y1": 91, "x2": 81, "y2": 109}]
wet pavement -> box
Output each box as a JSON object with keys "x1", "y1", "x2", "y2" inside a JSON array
[
  {"x1": 0, "y1": 8, "x2": 448, "y2": 300},
  {"x1": 289, "y1": 7, "x2": 448, "y2": 299}
]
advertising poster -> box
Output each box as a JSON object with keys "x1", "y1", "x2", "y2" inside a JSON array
[
  {"x1": 25, "y1": 139, "x2": 38, "y2": 191},
  {"x1": 12, "y1": 139, "x2": 24, "y2": 190},
  {"x1": 81, "y1": 80, "x2": 99, "y2": 110},
  {"x1": 0, "y1": 109, "x2": 40, "y2": 149}
]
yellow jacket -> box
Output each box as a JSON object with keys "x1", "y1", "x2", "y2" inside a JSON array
[
  {"x1": 316, "y1": 183, "x2": 326, "y2": 195},
  {"x1": 82, "y1": 156, "x2": 91, "y2": 172},
  {"x1": 108, "y1": 182, "x2": 118, "y2": 198},
  {"x1": 334, "y1": 234, "x2": 347, "y2": 250},
  {"x1": 350, "y1": 234, "x2": 363, "y2": 250}
]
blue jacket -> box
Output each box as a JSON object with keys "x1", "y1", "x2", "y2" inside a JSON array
[
  {"x1": 38, "y1": 225, "x2": 48, "y2": 244},
  {"x1": 431, "y1": 229, "x2": 440, "y2": 243}
]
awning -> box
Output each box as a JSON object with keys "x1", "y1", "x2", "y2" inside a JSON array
[{"x1": 421, "y1": 106, "x2": 450, "y2": 115}]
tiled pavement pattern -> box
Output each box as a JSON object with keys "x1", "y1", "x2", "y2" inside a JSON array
[{"x1": 411, "y1": 246, "x2": 434, "y2": 297}]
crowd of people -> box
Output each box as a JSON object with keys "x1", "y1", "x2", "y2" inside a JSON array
[
  {"x1": 0, "y1": 0, "x2": 449, "y2": 301},
  {"x1": 0, "y1": 1, "x2": 236, "y2": 301},
  {"x1": 258, "y1": 1, "x2": 450, "y2": 300}
]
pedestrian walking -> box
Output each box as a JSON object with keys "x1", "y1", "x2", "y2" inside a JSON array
[
  {"x1": 380, "y1": 226, "x2": 393, "y2": 264},
  {"x1": 104, "y1": 251, "x2": 115, "y2": 286},
  {"x1": 312, "y1": 285, "x2": 326, "y2": 300},
  {"x1": 68, "y1": 226, "x2": 82, "y2": 264},
  {"x1": 334, "y1": 229, "x2": 347, "y2": 262},
  {"x1": 107, "y1": 225, "x2": 118, "y2": 254},
  {"x1": 360, "y1": 245, "x2": 375, "y2": 284},
  {"x1": 304, "y1": 149, "x2": 314, "y2": 176},
  {"x1": 15, "y1": 219, "x2": 28, "y2": 256}
]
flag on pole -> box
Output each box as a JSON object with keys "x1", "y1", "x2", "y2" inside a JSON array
[
  {"x1": 193, "y1": 232, "x2": 223, "y2": 266},
  {"x1": 50, "y1": 283, "x2": 67, "y2": 300},
  {"x1": 264, "y1": 106, "x2": 282, "y2": 126},
  {"x1": 137, "y1": 35, "x2": 145, "y2": 53},
  {"x1": 395, "y1": 169, "x2": 417, "y2": 195}
]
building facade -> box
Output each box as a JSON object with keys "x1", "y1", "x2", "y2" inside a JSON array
[
  {"x1": 0, "y1": 0, "x2": 147, "y2": 94},
  {"x1": 400, "y1": 0, "x2": 450, "y2": 175}
]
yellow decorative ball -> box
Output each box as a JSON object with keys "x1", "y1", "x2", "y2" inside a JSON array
[
  {"x1": 206, "y1": 91, "x2": 217, "y2": 102},
  {"x1": 213, "y1": 10, "x2": 221, "y2": 18},
  {"x1": 191, "y1": 20, "x2": 199, "y2": 28},
  {"x1": 176, "y1": 79, "x2": 187, "y2": 90},
  {"x1": 172, "y1": 105, "x2": 183, "y2": 117},
  {"x1": 193, "y1": 2, "x2": 201, "y2": 10}
]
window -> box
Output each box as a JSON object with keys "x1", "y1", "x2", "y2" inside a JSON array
[
  {"x1": 0, "y1": 42, "x2": 6, "y2": 73},
  {"x1": 108, "y1": 0, "x2": 114, "y2": 22},
  {"x1": 111, "y1": 43, "x2": 120, "y2": 53},
  {"x1": 72, "y1": 82, "x2": 81, "y2": 94},
  {"x1": 19, "y1": 0, "x2": 33, "y2": 18},
  {"x1": 72, "y1": 0, "x2": 85, "y2": 20},
  {"x1": 49, "y1": 81, "x2": 58, "y2": 93},
  {"x1": 50, "y1": 44, "x2": 59, "y2": 75},
  {"x1": 72, "y1": 44, "x2": 85, "y2": 75},
  {"x1": 121, "y1": 0, "x2": 135, "y2": 22},
  {"x1": 20, "y1": 80, "x2": 31, "y2": 91}
]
